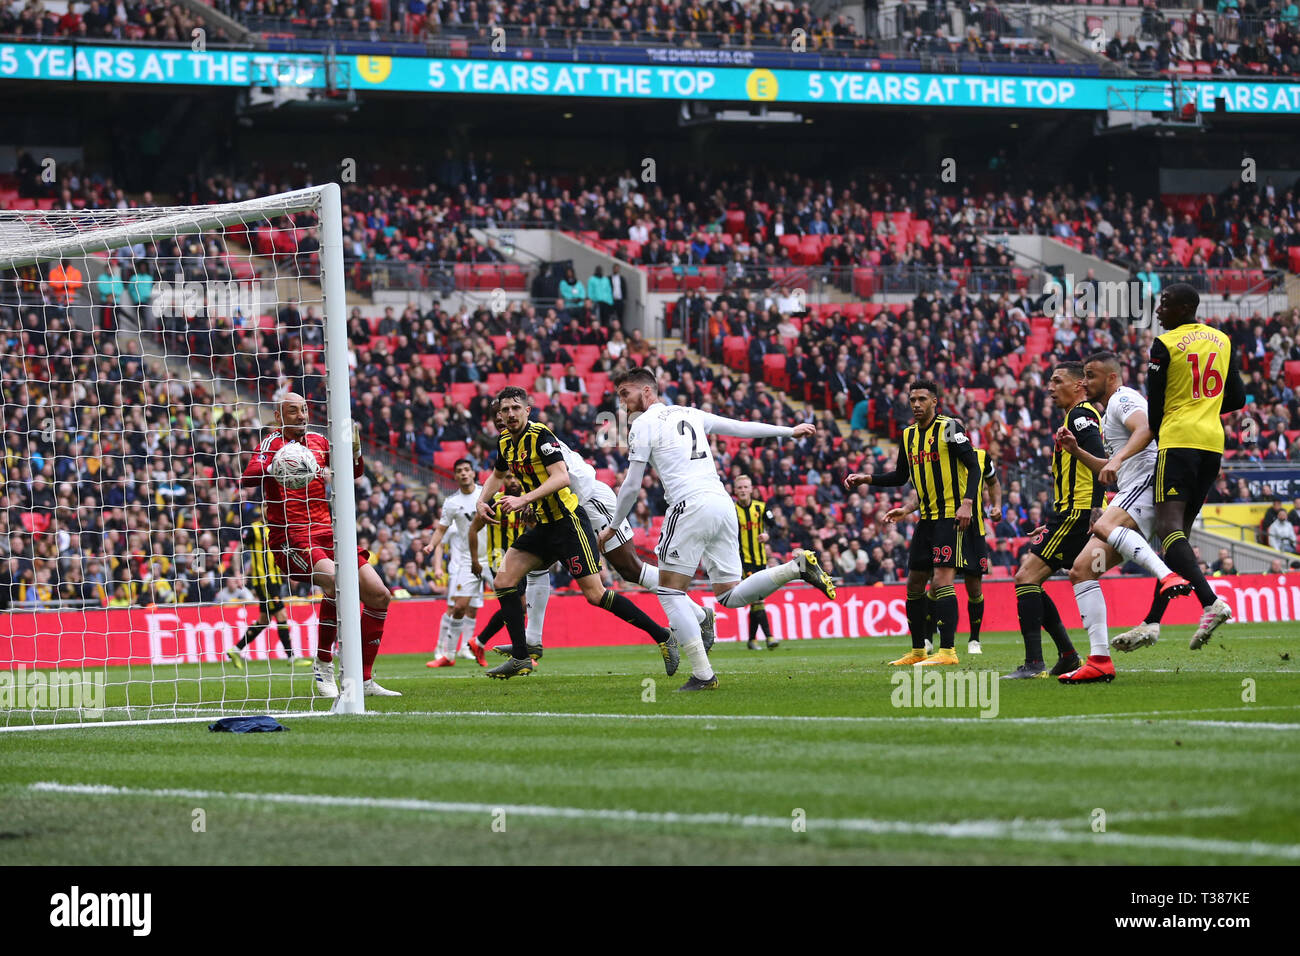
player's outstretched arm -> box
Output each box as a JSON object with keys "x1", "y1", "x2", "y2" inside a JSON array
[
  {"x1": 847, "y1": 450, "x2": 909, "y2": 489},
  {"x1": 698, "y1": 412, "x2": 813, "y2": 441},
  {"x1": 609, "y1": 459, "x2": 648, "y2": 532}
]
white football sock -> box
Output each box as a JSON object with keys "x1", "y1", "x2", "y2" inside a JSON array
[
  {"x1": 658, "y1": 587, "x2": 712, "y2": 680},
  {"x1": 1073, "y1": 579, "x2": 1110, "y2": 657},
  {"x1": 639, "y1": 563, "x2": 706, "y2": 622},
  {"x1": 526, "y1": 569, "x2": 551, "y2": 646},
  {"x1": 1107, "y1": 527, "x2": 1174, "y2": 579},
  {"x1": 437, "y1": 614, "x2": 451, "y2": 659},
  {"x1": 452, "y1": 615, "x2": 471, "y2": 655},
  {"x1": 719, "y1": 560, "x2": 799, "y2": 609}
]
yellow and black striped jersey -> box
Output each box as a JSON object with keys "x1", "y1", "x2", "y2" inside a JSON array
[
  {"x1": 956, "y1": 448, "x2": 997, "y2": 536},
  {"x1": 243, "y1": 520, "x2": 284, "y2": 594},
  {"x1": 1053, "y1": 402, "x2": 1106, "y2": 512},
  {"x1": 874, "y1": 414, "x2": 981, "y2": 519},
  {"x1": 494, "y1": 422, "x2": 581, "y2": 523},
  {"x1": 1147, "y1": 323, "x2": 1246, "y2": 453},
  {"x1": 486, "y1": 491, "x2": 528, "y2": 570},
  {"x1": 736, "y1": 498, "x2": 773, "y2": 566}
]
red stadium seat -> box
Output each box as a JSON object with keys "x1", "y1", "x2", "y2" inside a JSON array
[
  {"x1": 763, "y1": 353, "x2": 789, "y2": 391},
  {"x1": 1285, "y1": 361, "x2": 1300, "y2": 389},
  {"x1": 722, "y1": 336, "x2": 749, "y2": 372}
]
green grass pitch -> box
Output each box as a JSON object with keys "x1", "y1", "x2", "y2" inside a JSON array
[{"x1": 2, "y1": 623, "x2": 1298, "y2": 865}]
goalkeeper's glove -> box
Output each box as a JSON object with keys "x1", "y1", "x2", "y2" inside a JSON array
[{"x1": 352, "y1": 422, "x2": 361, "y2": 465}]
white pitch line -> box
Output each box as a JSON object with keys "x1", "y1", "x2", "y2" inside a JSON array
[
  {"x1": 346, "y1": 704, "x2": 1300, "y2": 728},
  {"x1": 5, "y1": 704, "x2": 1296, "y2": 734},
  {"x1": 25, "y1": 782, "x2": 1296, "y2": 861}
]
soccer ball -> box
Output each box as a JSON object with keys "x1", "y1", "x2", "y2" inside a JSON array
[{"x1": 270, "y1": 441, "x2": 320, "y2": 489}]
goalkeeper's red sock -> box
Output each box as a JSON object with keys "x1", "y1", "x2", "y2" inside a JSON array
[
  {"x1": 317, "y1": 598, "x2": 337, "y2": 664},
  {"x1": 360, "y1": 605, "x2": 387, "y2": 680}
]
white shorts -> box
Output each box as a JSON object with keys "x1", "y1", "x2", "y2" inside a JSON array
[
  {"x1": 1110, "y1": 476, "x2": 1156, "y2": 541},
  {"x1": 582, "y1": 481, "x2": 634, "y2": 554},
  {"x1": 447, "y1": 562, "x2": 484, "y2": 608},
  {"x1": 656, "y1": 492, "x2": 743, "y2": 582}
]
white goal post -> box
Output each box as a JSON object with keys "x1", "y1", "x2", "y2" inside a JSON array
[{"x1": 0, "y1": 184, "x2": 364, "y2": 725}]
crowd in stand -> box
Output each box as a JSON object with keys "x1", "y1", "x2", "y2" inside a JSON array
[
  {"x1": 0, "y1": 0, "x2": 229, "y2": 42},
  {"x1": 214, "y1": 0, "x2": 866, "y2": 48},
  {"x1": 1106, "y1": 1, "x2": 1300, "y2": 77},
  {"x1": 7, "y1": 153, "x2": 1300, "y2": 608}
]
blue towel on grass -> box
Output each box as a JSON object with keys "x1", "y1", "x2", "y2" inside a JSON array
[{"x1": 208, "y1": 716, "x2": 288, "y2": 733}]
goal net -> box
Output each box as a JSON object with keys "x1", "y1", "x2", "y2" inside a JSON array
[{"x1": 0, "y1": 185, "x2": 364, "y2": 727}]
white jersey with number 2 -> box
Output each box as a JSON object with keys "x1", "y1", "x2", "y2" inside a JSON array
[{"x1": 627, "y1": 403, "x2": 726, "y2": 508}]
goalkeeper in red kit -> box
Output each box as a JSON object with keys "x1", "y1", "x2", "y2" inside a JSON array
[{"x1": 240, "y1": 392, "x2": 400, "y2": 699}]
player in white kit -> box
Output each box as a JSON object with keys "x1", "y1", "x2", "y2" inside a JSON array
[
  {"x1": 601, "y1": 367, "x2": 836, "y2": 691},
  {"x1": 1056, "y1": 350, "x2": 1193, "y2": 684},
  {"x1": 422, "y1": 458, "x2": 487, "y2": 667}
]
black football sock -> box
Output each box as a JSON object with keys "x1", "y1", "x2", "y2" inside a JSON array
[
  {"x1": 1144, "y1": 577, "x2": 1170, "y2": 625},
  {"x1": 601, "y1": 590, "x2": 671, "y2": 643},
  {"x1": 277, "y1": 622, "x2": 293, "y2": 656},
  {"x1": 236, "y1": 621, "x2": 268, "y2": 650},
  {"x1": 1040, "y1": 591, "x2": 1077, "y2": 658},
  {"x1": 477, "y1": 609, "x2": 506, "y2": 642},
  {"x1": 496, "y1": 585, "x2": 528, "y2": 658},
  {"x1": 1015, "y1": 584, "x2": 1045, "y2": 663},
  {"x1": 925, "y1": 589, "x2": 938, "y2": 639},
  {"x1": 1162, "y1": 531, "x2": 1217, "y2": 606},
  {"x1": 749, "y1": 605, "x2": 770, "y2": 641},
  {"x1": 932, "y1": 584, "x2": 958, "y2": 650},
  {"x1": 905, "y1": 592, "x2": 927, "y2": 650},
  {"x1": 968, "y1": 594, "x2": 985, "y2": 643}
]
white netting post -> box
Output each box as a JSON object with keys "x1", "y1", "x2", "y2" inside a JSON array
[
  {"x1": 320, "y1": 183, "x2": 363, "y2": 715},
  {"x1": 0, "y1": 186, "x2": 362, "y2": 727}
]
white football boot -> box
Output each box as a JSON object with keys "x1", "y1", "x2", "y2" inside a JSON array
[{"x1": 313, "y1": 659, "x2": 339, "y2": 698}]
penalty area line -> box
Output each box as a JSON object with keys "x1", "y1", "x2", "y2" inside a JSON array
[{"x1": 24, "y1": 782, "x2": 1297, "y2": 861}]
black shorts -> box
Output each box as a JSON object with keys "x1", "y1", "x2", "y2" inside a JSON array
[
  {"x1": 253, "y1": 582, "x2": 285, "y2": 617},
  {"x1": 957, "y1": 528, "x2": 989, "y2": 578},
  {"x1": 741, "y1": 561, "x2": 766, "y2": 578},
  {"x1": 511, "y1": 507, "x2": 603, "y2": 580},
  {"x1": 1029, "y1": 509, "x2": 1092, "y2": 572},
  {"x1": 909, "y1": 518, "x2": 960, "y2": 571},
  {"x1": 1155, "y1": 447, "x2": 1221, "y2": 509}
]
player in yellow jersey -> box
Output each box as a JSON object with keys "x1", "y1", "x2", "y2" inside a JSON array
[
  {"x1": 1145, "y1": 283, "x2": 1246, "y2": 649},
  {"x1": 478, "y1": 386, "x2": 675, "y2": 678},
  {"x1": 464, "y1": 469, "x2": 529, "y2": 667},
  {"x1": 887, "y1": 434, "x2": 1001, "y2": 656},
  {"x1": 733, "y1": 474, "x2": 777, "y2": 650},
  {"x1": 1003, "y1": 363, "x2": 1104, "y2": 679},
  {"x1": 225, "y1": 507, "x2": 312, "y2": 668},
  {"x1": 844, "y1": 379, "x2": 980, "y2": 666}
]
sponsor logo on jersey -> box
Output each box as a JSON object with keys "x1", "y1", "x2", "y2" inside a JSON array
[
  {"x1": 1074, "y1": 416, "x2": 1098, "y2": 431},
  {"x1": 540, "y1": 442, "x2": 557, "y2": 455}
]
